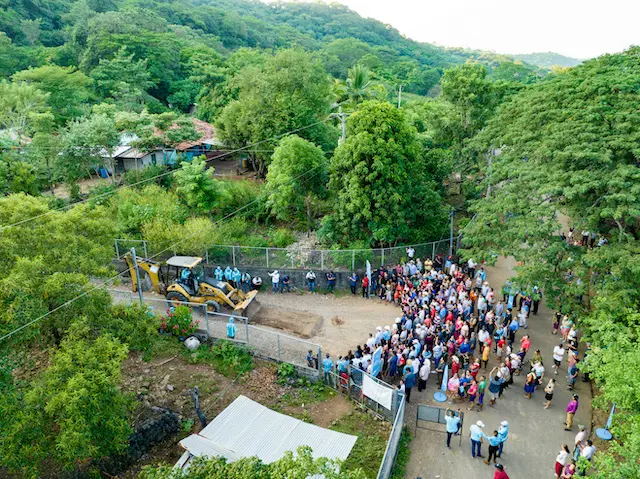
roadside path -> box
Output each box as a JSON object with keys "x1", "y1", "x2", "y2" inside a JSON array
[{"x1": 404, "y1": 257, "x2": 592, "y2": 479}]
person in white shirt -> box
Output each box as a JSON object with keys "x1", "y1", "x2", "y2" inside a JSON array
[
  {"x1": 366, "y1": 333, "x2": 375, "y2": 349},
  {"x1": 406, "y1": 246, "x2": 415, "y2": 259},
  {"x1": 418, "y1": 360, "x2": 431, "y2": 391},
  {"x1": 552, "y1": 343, "x2": 566, "y2": 374},
  {"x1": 581, "y1": 440, "x2": 596, "y2": 460},
  {"x1": 555, "y1": 444, "x2": 570, "y2": 478},
  {"x1": 478, "y1": 328, "x2": 490, "y2": 344},
  {"x1": 305, "y1": 270, "x2": 317, "y2": 293},
  {"x1": 518, "y1": 308, "x2": 528, "y2": 328},
  {"x1": 268, "y1": 270, "x2": 280, "y2": 292}
]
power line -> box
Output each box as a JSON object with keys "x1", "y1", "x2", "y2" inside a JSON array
[
  {"x1": 0, "y1": 118, "x2": 331, "y2": 233},
  {"x1": 0, "y1": 163, "x2": 325, "y2": 343}
]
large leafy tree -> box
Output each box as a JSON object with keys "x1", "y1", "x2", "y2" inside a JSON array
[
  {"x1": 0, "y1": 326, "x2": 131, "y2": 477},
  {"x1": 174, "y1": 156, "x2": 223, "y2": 214},
  {"x1": 0, "y1": 80, "x2": 52, "y2": 139},
  {"x1": 325, "y1": 100, "x2": 446, "y2": 246},
  {"x1": 462, "y1": 47, "x2": 640, "y2": 478},
  {"x1": 263, "y1": 135, "x2": 328, "y2": 232},
  {"x1": 216, "y1": 49, "x2": 335, "y2": 176},
  {"x1": 13, "y1": 65, "x2": 93, "y2": 125}
]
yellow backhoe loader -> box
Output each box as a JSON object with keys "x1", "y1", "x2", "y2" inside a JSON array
[{"x1": 123, "y1": 253, "x2": 259, "y2": 318}]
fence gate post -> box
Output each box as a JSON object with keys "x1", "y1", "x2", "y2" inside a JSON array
[
  {"x1": 352, "y1": 250, "x2": 355, "y2": 271},
  {"x1": 266, "y1": 248, "x2": 269, "y2": 268},
  {"x1": 232, "y1": 246, "x2": 236, "y2": 266},
  {"x1": 115, "y1": 239, "x2": 120, "y2": 259},
  {"x1": 317, "y1": 346, "x2": 322, "y2": 371}
]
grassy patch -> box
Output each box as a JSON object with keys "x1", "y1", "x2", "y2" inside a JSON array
[
  {"x1": 391, "y1": 426, "x2": 412, "y2": 479},
  {"x1": 181, "y1": 340, "x2": 254, "y2": 377},
  {"x1": 142, "y1": 335, "x2": 182, "y2": 361},
  {"x1": 280, "y1": 381, "x2": 336, "y2": 407},
  {"x1": 330, "y1": 411, "x2": 391, "y2": 479}
]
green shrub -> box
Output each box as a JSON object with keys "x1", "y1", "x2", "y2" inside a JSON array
[
  {"x1": 269, "y1": 228, "x2": 296, "y2": 248},
  {"x1": 159, "y1": 305, "x2": 198, "y2": 337},
  {"x1": 182, "y1": 340, "x2": 254, "y2": 377},
  {"x1": 277, "y1": 362, "x2": 296, "y2": 384},
  {"x1": 101, "y1": 303, "x2": 159, "y2": 352},
  {"x1": 123, "y1": 164, "x2": 174, "y2": 189}
]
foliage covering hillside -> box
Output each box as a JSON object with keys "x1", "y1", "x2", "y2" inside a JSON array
[{"x1": 511, "y1": 51, "x2": 583, "y2": 68}]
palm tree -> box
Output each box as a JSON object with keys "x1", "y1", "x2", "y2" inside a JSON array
[{"x1": 346, "y1": 64, "x2": 372, "y2": 106}]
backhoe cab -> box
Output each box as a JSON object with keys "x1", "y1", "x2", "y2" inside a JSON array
[{"x1": 123, "y1": 254, "x2": 259, "y2": 318}]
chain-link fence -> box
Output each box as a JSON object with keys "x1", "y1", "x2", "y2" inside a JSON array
[
  {"x1": 377, "y1": 393, "x2": 406, "y2": 479},
  {"x1": 110, "y1": 290, "x2": 321, "y2": 371},
  {"x1": 115, "y1": 237, "x2": 462, "y2": 270}
]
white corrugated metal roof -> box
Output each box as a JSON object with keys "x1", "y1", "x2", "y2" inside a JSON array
[{"x1": 178, "y1": 395, "x2": 357, "y2": 465}]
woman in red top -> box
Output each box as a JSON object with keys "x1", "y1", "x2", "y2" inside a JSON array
[{"x1": 520, "y1": 335, "x2": 531, "y2": 352}]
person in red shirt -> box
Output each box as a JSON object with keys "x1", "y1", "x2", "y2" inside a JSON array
[
  {"x1": 494, "y1": 463, "x2": 510, "y2": 479},
  {"x1": 520, "y1": 335, "x2": 531, "y2": 352}
]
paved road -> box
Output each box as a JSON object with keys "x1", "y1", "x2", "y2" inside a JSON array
[{"x1": 404, "y1": 257, "x2": 592, "y2": 479}]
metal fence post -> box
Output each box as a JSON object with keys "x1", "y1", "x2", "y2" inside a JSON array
[
  {"x1": 143, "y1": 240, "x2": 148, "y2": 259},
  {"x1": 245, "y1": 320, "x2": 249, "y2": 344},
  {"x1": 381, "y1": 248, "x2": 385, "y2": 266},
  {"x1": 320, "y1": 251, "x2": 324, "y2": 270},
  {"x1": 351, "y1": 250, "x2": 355, "y2": 270},
  {"x1": 317, "y1": 346, "x2": 322, "y2": 371},
  {"x1": 232, "y1": 246, "x2": 236, "y2": 266},
  {"x1": 432, "y1": 242, "x2": 436, "y2": 260},
  {"x1": 205, "y1": 250, "x2": 209, "y2": 264},
  {"x1": 291, "y1": 254, "x2": 294, "y2": 269},
  {"x1": 266, "y1": 248, "x2": 269, "y2": 268},
  {"x1": 277, "y1": 334, "x2": 281, "y2": 361},
  {"x1": 115, "y1": 239, "x2": 120, "y2": 259},
  {"x1": 206, "y1": 311, "x2": 210, "y2": 339}
]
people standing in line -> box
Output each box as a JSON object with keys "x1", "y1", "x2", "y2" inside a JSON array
[
  {"x1": 231, "y1": 267, "x2": 241, "y2": 288},
  {"x1": 240, "y1": 271, "x2": 251, "y2": 293},
  {"x1": 497, "y1": 420, "x2": 509, "y2": 458},
  {"x1": 404, "y1": 367, "x2": 416, "y2": 403},
  {"x1": 484, "y1": 430, "x2": 501, "y2": 464},
  {"x1": 224, "y1": 266, "x2": 233, "y2": 283},
  {"x1": 280, "y1": 274, "x2": 291, "y2": 293},
  {"x1": 362, "y1": 275, "x2": 370, "y2": 298},
  {"x1": 555, "y1": 444, "x2": 571, "y2": 478},
  {"x1": 469, "y1": 420, "x2": 486, "y2": 458},
  {"x1": 322, "y1": 353, "x2": 334, "y2": 386},
  {"x1": 348, "y1": 272, "x2": 358, "y2": 295},
  {"x1": 567, "y1": 358, "x2": 580, "y2": 391},
  {"x1": 418, "y1": 358, "x2": 430, "y2": 392},
  {"x1": 306, "y1": 270, "x2": 316, "y2": 293},
  {"x1": 326, "y1": 270, "x2": 336, "y2": 294},
  {"x1": 444, "y1": 409, "x2": 461, "y2": 448},
  {"x1": 544, "y1": 378, "x2": 556, "y2": 409},
  {"x1": 268, "y1": 270, "x2": 280, "y2": 293},
  {"x1": 565, "y1": 394, "x2": 579, "y2": 431}
]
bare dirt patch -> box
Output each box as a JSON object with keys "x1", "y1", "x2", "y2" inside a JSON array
[
  {"x1": 284, "y1": 394, "x2": 353, "y2": 428},
  {"x1": 331, "y1": 315, "x2": 344, "y2": 326},
  {"x1": 251, "y1": 304, "x2": 323, "y2": 339}
]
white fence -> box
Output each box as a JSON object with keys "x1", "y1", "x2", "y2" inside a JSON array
[{"x1": 114, "y1": 237, "x2": 461, "y2": 271}]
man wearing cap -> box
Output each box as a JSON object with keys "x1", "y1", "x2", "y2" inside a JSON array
[
  {"x1": 469, "y1": 420, "x2": 486, "y2": 458},
  {"x1": 494, "y1": 463, "x2": 510, "y2": 479},
  {"x1": 497, "y1": 420, "x2": 509, "y2": 457},
  {"x1": 565, "y1": 394, "x2": 579, "y2": 430}
]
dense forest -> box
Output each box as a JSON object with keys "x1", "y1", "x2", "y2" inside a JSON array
[{"x1": 0, "y1": 0, "x2": 638, "y2": 478}]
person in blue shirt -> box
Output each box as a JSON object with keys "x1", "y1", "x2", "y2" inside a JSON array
[
  {"x1": 322, "y1": 354, "x2": 334, "y2": 386},
  {"x1": 223, "y1": 266, "x2": 233, "y2": 282},
  {"x1": 404, "y1": 369, "x2": 416, "y2": 402},
  {"x1": 460, "y1": 339, "x2": 471, "y2": 355},
  {"x1": 469, "y1": 420, "x2": 487, "y2": 458},
  {"x1": 484, "y1": 430, "x2": 502, "y2": 464},
  {"x1": 388, "y1": 353, "x2": 398, "y2": 377},
  {"x1": 348, "y1": 272, "x2": 358, "y2": 295},
  {"x1": 226, "y1": 317, "x2": 236, "y2": 339},
  {"x1": 497, "y1": 420, "x2": 509, "y2": 457},
  {"x1": 231, "y1": 267, "x2": 241, "y2": 287},
  {"x1": 444, "y1": 409, "x2": 461, "y2": 448},
  {"x1": 337, "y1": 356, "x2": 349, "y2": 373},
  {"x1": 214, "y1": 266, "x2": 223, "y2": 281}
]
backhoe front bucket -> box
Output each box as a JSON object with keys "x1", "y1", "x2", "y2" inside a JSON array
[{"x1": 233, "y1": 290, "x2": 260, "y2": 319}]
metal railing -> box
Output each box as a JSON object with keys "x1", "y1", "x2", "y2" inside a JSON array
[
  {"x1": 110, "y1": 290, "x2": 321, "y2": 371},
  {"x1": 114, "y1": 237, "x2": 461, "y2": 271},
  {"x1": 377, "y1": 394, "x2": 406, "y2": 479}
]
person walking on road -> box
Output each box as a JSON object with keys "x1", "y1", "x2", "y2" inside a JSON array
[
  {"x1": 444, "y1": 409, "x2": 461, "y2": 448},
  {"x1": 469, "y1": 420, "x2": 486, "y2": 458},
  {"x1": 553, "y1": 343, "x2": 566, "y2": 375},
  {"x1": 484, "y1": 430, "x2": 501, "y2": 464},
  {"x1": 565, "y1": 394, "x2": 579, "y2": 431},
  {"x1": 544, "y1": 378, "x2": 556, "y2": 409}
]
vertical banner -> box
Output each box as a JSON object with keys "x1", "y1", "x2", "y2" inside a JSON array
[{"x1": 371, "y1": 346, "x2": 382, "y2": 378}]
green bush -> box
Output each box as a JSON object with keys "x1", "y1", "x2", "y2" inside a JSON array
[
  {"x1": 277, "y1": 362, "x2": 296, "y2": 384},
  {"x1": 160, "y1": 305, "x2": 198, "y2": 337},
  {"x1": 123, "y1": 164, "x2": 174, "y2": 189},
  {"x1": 100, "y1": 303, "x2": 159, "y2": 352},
  {"x1": 182, "y1": 340, "x2": 254, "y2": 377},
  {"x1": 269, "y1": 228, "x2": 297, "y2": 248}
]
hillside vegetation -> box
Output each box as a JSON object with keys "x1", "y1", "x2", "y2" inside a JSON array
[{"x1": 511, "y1": 51, "x2": 583, "y2": 68}]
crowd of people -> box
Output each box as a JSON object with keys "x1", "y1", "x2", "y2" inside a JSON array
[{"x1": 310, "y1": 252, "x2": 593, "y2": 478}]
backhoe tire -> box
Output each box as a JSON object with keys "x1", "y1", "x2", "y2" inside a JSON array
[
  {"x1": 166, "y1": 292, "x2": 189, "y2": 309},
  {"x1": 205, "y1": 301, "x2": 221, "y2": 313}
]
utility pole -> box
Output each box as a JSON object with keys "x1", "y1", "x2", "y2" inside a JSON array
[
  {"x1": 397, "y1": 84, "x2": 403, "y2": 108},
  {"x1": 131, "y1": 247, "x2": 144, "y2": 305},
  {"x1": 449, "y1": 208, "x2": 455, "y2": 257},
  {"x1": 330, "y1": 105, "x2": 347, "y2": 144}
]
